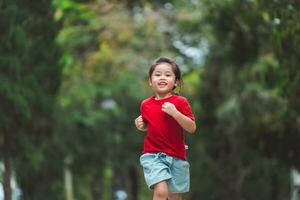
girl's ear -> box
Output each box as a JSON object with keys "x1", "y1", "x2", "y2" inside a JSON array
[
  {"x1": 149, "y1": 78, "x2": 152, "y2": 86},
  {"x1": 174, "y1": 80, "x2": 179, "y2": 87}
]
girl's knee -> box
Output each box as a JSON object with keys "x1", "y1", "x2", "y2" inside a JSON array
[
  {"x1": 168, "y1": 193, "x2": 182, "y2": 200},
  {"x1": 153, "y1": 181, "x2": 169, "y2": 199}
]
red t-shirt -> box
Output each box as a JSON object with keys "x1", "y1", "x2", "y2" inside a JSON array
[{"x1": 140, "y1": 95, "x2": 195, "y2": 160}]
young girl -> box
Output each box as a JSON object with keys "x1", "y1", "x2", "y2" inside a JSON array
[{"x1": 135, "y1": 57, "x2": 196, "y2": 200}]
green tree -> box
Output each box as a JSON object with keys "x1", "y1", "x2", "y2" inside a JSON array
[
  {"x1": 178, "y1": 0, "x2": 300, "y2": 199},
  {"x1": 267, "y1": 0, "x2": 300, "y2": 168},
  {"x1": 0, "y1": 0, "x2": 62, "y2": 199}
]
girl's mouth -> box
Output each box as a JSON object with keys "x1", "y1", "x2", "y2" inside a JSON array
[{"x1": 158, "y1": 82, "x2": 167, "y2": 86}]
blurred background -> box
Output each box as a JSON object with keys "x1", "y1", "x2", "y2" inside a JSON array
[{"x1": 1, "y1": 0, "x2": 300, "y2": 200}]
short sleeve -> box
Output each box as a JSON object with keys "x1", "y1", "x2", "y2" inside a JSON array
[
  {"x1": 178, "y1": 97, "x2": 195, "y2": 121},
  {"x1": 140, "y1": 100, "x2": 148, "y2": 123}
]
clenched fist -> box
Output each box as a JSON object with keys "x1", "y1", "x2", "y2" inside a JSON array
[
  {"x1": 134, "y1": 115, "x2": 147, "y2": 132},
  {"x1": 161, "y1": 102, "x2": 179, "y2": 117}
]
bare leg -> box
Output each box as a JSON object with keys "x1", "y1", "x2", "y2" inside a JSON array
[
  {"x1": 168, "y1": 193, "x2": 182, "y2": 200},
  {"x1": 153, "y1": 181, "x2": 169, "y2": 200}
]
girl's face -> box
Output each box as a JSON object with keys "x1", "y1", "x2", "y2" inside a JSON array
[{"x1": 149, "y1": 63, "x2": 178, "y2": 99}]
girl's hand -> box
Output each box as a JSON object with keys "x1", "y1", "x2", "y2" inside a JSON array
[
  {"x1": 135, "y1": 115, "x2": 147, "y2": 132},
  {"x1": 161, "y1": 102, "x2": 179, "y2": 117}
]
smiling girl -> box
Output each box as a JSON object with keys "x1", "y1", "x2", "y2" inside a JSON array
[{"x1": 134, "y1": 57, "x2": 196, "y2": 200}]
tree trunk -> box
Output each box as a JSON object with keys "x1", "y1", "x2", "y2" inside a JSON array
[
  {"x1": 64, "y1": 163, "x2": 74, "y2": 200},
  {"x1": 91, "y1": 172, "x2": 102, "y2": 200},
  {"x1": 129, "y1": 166, "x2": 139, "y2": 200},
  {"x1": 3, "y1": 130, "x2": 12, "y2": 200},
  {"x1": 271, "y1": 172, "x2": 278, "y2": 200}
]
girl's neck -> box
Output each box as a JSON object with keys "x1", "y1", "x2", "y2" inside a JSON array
[{"x1": 154, "y1": 92, "x2": 173, "y2": 100}]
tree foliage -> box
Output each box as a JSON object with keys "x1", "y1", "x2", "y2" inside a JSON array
[
  {"x1": 1, "y1": 0, "x2": 299, "y2": 200},
  {"x1": 0, "y1": 0, "x2": 62, "y2": 199},
  {"x1": 187, "y1": 0, "x2": 300, "y2": 199}
]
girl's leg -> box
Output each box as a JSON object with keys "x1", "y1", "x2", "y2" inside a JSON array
[
  {"x1": 153, "y1": 181, "x2": 169, "y2": 200},
  {"x1": 168, "y1": 193, "x2": 182, "y2": 200}
]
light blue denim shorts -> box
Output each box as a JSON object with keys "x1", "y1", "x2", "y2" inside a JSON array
[{"x1": 139, "y1": 152, "x2": 190, "y2": 193}]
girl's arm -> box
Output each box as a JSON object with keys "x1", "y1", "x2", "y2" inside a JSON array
[{"x1": 162, "y1": 102, "x2": 196, "y2": 134}]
